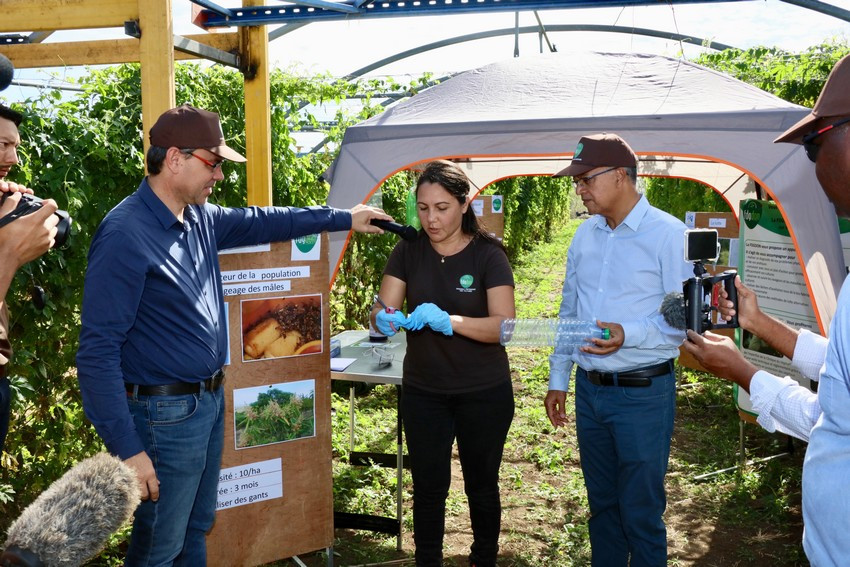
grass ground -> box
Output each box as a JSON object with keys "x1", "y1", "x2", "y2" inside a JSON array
[{"x1": 306, "y1": 219, "x2": 808, "y2": 567}]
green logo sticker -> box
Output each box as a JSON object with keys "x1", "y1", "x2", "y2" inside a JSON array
[
  {"x1": 741, "y1": 201, "x2": 762, "y2": 230},
  {"x1": 459, "y1": 275, "x2": 474, "y2": 289},
  {"x1": 295, "y1": 234, "x2": 318, "y2": 253},
  {"x1": 574, "y1": 142, "x2": 584, "y2": 158},
  {"x1": 493, "y1": 197, "x2": 502, "y2": 211}
]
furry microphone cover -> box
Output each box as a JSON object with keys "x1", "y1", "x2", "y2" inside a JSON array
[
  {"x1": 660, "y1": 292, "x2": 687, "y2": 331},
  {"x1": 3, "y1": 453, "x2": 141, "y2": 566}
]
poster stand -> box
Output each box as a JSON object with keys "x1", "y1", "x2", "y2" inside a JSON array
[
  {"x1": 206, "y1": 235, "x2": 333, "y2": 566},
  {"x1": 471, "y1": 194, "x2": 505, "y2": 241}
]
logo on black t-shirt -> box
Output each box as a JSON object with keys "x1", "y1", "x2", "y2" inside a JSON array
[{"x1": 457, "y1": 274, "x2": 476, "y2": 293}]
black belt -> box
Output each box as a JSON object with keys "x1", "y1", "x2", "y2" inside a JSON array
[
  {"x1": 582, "y1": 360, "x2": 674, "y2": 388},
  {"x1": 125, "y1": 369, "x2": 225, "y2": 396}
]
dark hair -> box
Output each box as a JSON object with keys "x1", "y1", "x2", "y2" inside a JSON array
[
  {"x1": 0, "y1": 104, "x2": 22, "y2": 127},
  {"x1": 146, "y1": 146, "x2": 195, "y2": 175},
  {"x1": 623, "y1": 166, "x2": 637, "y2": 184},
  {"x1": 416, "y1": 160, "x2": 504, "y2": 250}
]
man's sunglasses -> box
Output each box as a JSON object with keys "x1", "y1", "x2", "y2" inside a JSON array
[{"x1": 802, "y1": 117, "x2": 850, "y2": 162}]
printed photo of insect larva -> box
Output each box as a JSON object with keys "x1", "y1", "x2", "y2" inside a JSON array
[{"x1": 240, "y1": 294, "x2": 322, "y2": 362}]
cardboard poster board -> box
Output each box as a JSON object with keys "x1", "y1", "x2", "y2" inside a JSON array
[
  {"x1": 471, "y1": 194, "x2": 505, "y2": 241},
  {"x1": 735, "y1": 200, "x2": 818, "y2": 418},
  {"x1": 678, "y1": 211, "x2": 739, "y2": 372},
  {"x1": 206, "y1": 235, "x2": 332, "y2": 566}
]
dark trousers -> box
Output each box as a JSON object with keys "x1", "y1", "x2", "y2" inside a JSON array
[
  {"x1": 575, "y1": 366, "x2": 676, "y2": 567},
  {"x1": 402, "y1": 380, "x2": 514, "y2": 567}
]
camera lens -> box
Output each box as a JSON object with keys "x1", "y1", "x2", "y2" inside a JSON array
[
  {"x1": 52, "y1": 209, "x2": 71, "y2": 248},
  {"x1": 0, "y1": 192, "x2": 72, "y2": 248}
]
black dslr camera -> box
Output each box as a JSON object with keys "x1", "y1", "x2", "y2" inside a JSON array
[
  {"x1": 0, "y1": 192, "x2": 71, "y2": 247},
  {"x1": 683, "y1": 229, "x2": 739, "y2": 333}
]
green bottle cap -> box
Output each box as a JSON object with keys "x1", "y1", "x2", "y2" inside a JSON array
[{"x1": 602, "y1": 328, "x2": 610, "y2": 340}]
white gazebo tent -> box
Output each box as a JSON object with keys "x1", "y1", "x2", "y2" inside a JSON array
[{"x1": 325, "y1": 52, "x2": 843, "y2": 332}]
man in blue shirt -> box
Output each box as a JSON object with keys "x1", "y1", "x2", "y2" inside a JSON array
[
  {"x1": 76, "y1": 104, "x2": 391, "y2": 566},
  {"x1": 684, "y1": 54, "x2": 850, "y2": 567},
  {"x1": 544, "y1": 133, "x2": 691, "y2": 567}
]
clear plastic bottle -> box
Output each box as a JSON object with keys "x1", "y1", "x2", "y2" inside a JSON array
[{"x1": 499, "y1": 318, "x2": 610, "y2": 350}]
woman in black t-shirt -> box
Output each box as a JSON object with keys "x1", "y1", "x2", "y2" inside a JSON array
[{"x1": 371, "y1": 160, "x2": 515, "y2": 567}]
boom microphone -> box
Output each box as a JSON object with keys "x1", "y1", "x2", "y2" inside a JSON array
[
  {"x1": 1, "y1": 453, "x2": 141, "y2": 567},
  {"x1": 660, "y1": 292, "x2": 687, "y2": 331},
  {"x1": 0, "y1": 54, "x2": 13, "y2": 92},
  {"x1": 370, "y1": 218, "x2": 417, "y2": 241}
]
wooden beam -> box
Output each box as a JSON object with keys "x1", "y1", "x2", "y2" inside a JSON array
[
  {"x1": 240, "y1": 1, "x2": 273, "y2": 208},
  {"x1": 138, "y1": 0, "x2": 175, "y2": 160},
  {"x1": 0, "y1": 0, "x2": 139, "y2": 32},
  {"x1": 0, "y1": 34, "x2": 239, "y2": 69}
]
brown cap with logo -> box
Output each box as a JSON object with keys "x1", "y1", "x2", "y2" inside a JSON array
[
  {"x1": 775, "y1": 54, "x2": 850, "y2": 144},
  {"x1": 554, "y1": 133, "x2": 638, "y2": 177},
  {"x1": 150, "y1": 104, "x2": 246, "y2": 162}
]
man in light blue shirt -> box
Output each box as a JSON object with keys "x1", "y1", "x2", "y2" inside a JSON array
[
  {"x1": 544, "y1": 133, "x2": 691, "y2": 567},
  {"x1": 685, "y1": 54, "x2": 850, "y2": 567}
]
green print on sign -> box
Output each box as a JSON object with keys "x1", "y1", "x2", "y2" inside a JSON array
[
  {"x1": 295, "y1": 234, "x2": 318, "y2": 253},
  {"x1": 741, "y1": 199, "x2": 790, "y2": 236},
  {"x1": 741, "y1": 200, "x2": 762, "y2": 230},
  {"x1": 493, "y1": 197, "x2": 502, "y2": 211},
  {"x1": 574, "y1": 142, "x2": 584, "y2": 157},
  {"x1": 459, "y1": 275, "x2": 474, "y2": 289}
]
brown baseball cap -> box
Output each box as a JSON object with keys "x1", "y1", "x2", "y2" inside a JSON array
[
  {"x1": 150, "y1": 104, "x2": 246, "y2": 162},
  {"x1": 554, "y1": 133, "x2": 638, "y2": 177},
  {"x1": 775, "y1": 54, "x2": 850, "y2": 144}
]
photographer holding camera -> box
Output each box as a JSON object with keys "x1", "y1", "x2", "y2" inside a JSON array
[
  {"x1": 683, "y1": 54, "x2": 850, "y2": 567},
  {"x1": 0, "y1": 103, "x2": 60, "y2": 453}
]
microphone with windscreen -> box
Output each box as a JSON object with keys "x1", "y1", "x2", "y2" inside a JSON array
[
  {"x1": 1, "y1": 453, "x2": 141, "y2": 567},
  {"x1": 660, "y1": 292, "x2": 687, "y2": 331},
  {"x1": 659, "y1": 273, "x2": 739, "y2": 334},
  {"x1": 662, "y1": 229, "x2": 739, "y2": 334},
  {"x1": 0, "y1": 54, "x2": 14, "y2": 92},
  {"x1": 370, "y1": 218, "x2": 417, "y2": 241}
]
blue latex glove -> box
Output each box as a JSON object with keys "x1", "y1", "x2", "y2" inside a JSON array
[
  {"x1": 404, "y1": 303, "x2": 432, "y2": 331},
  {"x1": 407, "y1": 303, "x2": 453, "y2": 336},
  {"x1": 376, "y1": 309, "x2": 408, "y2": 336}
]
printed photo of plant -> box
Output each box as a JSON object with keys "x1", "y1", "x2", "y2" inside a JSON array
[{"x1": 233, "y1": 380, "x2": 316, "y2": 449}]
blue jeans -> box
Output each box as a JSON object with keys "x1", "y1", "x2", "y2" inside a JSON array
[
  {"x1": 575, "y1": 366, "x2": 676, "y2": 567},
  {"x1": 125, "y1": 384, "x2": 225, "y2": 567},
  {"x1": 402, "y1": 381, "x2": 514, "y2": 567}
]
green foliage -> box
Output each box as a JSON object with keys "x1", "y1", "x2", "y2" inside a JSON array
[
  {"x1": 488, "y1": 176, "x2": 573, "y2": 260},
  {"x1": 696, "y1": 40, "x2": 850, "y2": 107},
  {"x1": 644, "y1": 177, "x2": 731, "y2": 221}
]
